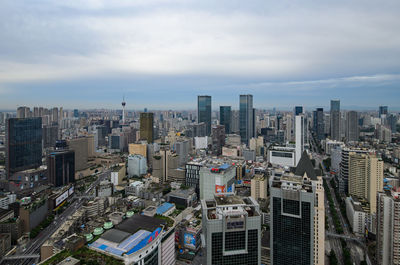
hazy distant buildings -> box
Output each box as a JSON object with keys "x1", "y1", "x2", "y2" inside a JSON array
[
  {"x1": 42, "y1": 125, "x2": 59, "y2": 149},
  {"x1": 6, "y1": 118, "x2": 42, "y2": 176},
  {"x1": 220, "y1": 106, "x2": 232, "y2": 134},
  {"x1": 294, "y1": 106, "x2": 303, "y2": 116},
  {"x1": 379, "y1": 106, "x2": 388, "y2": 118},
  {"x1": 240, "y1": 94, "x2": 254, "y2": 145},
  {"x1": 330, "y1": 100, "x2": 341, "y2": 141},
  {"x1": 198, "y1": 96, "x2": 212, "y2": 136},
  {"x1": 140, "y1": 112, "x2": 154, "y2": 143},
  {"x1": 313, "y1": 108, "x2": 325, "y2": 140}
]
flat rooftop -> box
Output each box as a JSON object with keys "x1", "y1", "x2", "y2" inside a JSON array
[
  {"x1": 215, "y1": 195, "x2": 245, "y2": 206},
  {"x1": 116, "y1": 214, "x2": 165, "y2": 234}
]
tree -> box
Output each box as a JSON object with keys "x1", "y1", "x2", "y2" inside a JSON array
[{"x1": 328, "y1": 249, "x2": 338, "y2": 265}]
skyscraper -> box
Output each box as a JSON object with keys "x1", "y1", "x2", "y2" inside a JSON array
[
  {"x1": 47, "y1": 150, "x2": 75, "y2": 187},
  {"x1": 294, "y1": 106, "x2": 303, "y2": 116},
  {"x1": 270, "y1": 151, "x2": 325, "y2": 265},
  {"x1": 346, "y1": 111, "x2": 359, "y2": 142},
  {"x1": 6, "y1": 118, "x2": 42, "y2": 176},
  {"x1": 313, "y1": 108, "x2": 325, "y2": 140},
  {"x1": 240, "y1": 94, "x2": 254, "y2": 145},
  {"x1": 197, "y1": 95, "x2": 212, "y2": 136},
  {"x1": 376, "y1": 189, "x2": 400, "y2": 265},
  {"x1": 220, "y1": 106, "x2": 232, "y2": 134},
  {"x1": 211, "y1": 125, "x2": 225, "y2": 156},
  {"x1": 295, "y1": 115, "x2": 304, "y2": 166},
  {"x1": 379, "y1": 106, "x2": 388, "y2": 118},
  {"x1": 330, "y1": 100, "x2": 341, "y2": 140},
  {"x1": 201, "y1": 194, "x2": 261, "y2": 265},
  {"x1": 140, "y1": 112, "x2": 154, "y2": 143},
  {"x1": 339, "y1": 147, "x2": 371, "y2": 194}
]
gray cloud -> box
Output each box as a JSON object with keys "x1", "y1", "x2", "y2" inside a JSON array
[{"x1": 0, "y1": 0, "x2": 399, "y2": 90}]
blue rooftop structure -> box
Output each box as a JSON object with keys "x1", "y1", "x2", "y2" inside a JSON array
[
  {"x1": 156, "y1": 202, "x2": 174, "y2": 215},
  {"x1": 219, "y1": 164, "x2": 230, "y2": 170}
]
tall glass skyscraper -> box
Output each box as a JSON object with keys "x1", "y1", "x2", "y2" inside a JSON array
[
  {"x1": 330, "y1": 100, "x2": 341, "y2": 141},
  {"x1": 6, "y1": 117, "x2": 42, "y2": 176},
  {"x1": 198, "y1": 95, "x2": 212, "y2": 136},
  {"x1": 219, "y1": 106, "x2": 231, "y2": 134},
  {"x1": 378, "y1": 106, "x2": 388, "y2": 118},
  {"x1": 294, "y1": 106, "x2": 303, "y2": 116},
  {"x1": 313, "y1": 108, "x2": 325, "y2": 140},
  {"x1": 240, "y1": 94, "x2": 254, "y2": 145}
]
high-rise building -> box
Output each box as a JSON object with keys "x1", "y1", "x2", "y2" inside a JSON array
[
  {"x1": 313, "y1": 108, "x2": 325, "y2": 140},
  {"x1": 376, "y1": 189, "x2": 400, "y2": 265},
  {"x1": 16, "y1": 106, "x2": 30, "y2": 118},
  {"x1": 211, "y1": 125, "x2": 225, "y2": 156},
  {"x1": 199, "y1": 163, "x2": 235, "y2": 200},
  {"x1": 67, "y1": 137, "x2": 89, "y2": 171},
  {"x1": 295, "y1": 115, "x2": 304, "y2": 166},
  {"x1": 270, "y1": 151, "x2": 325, "y2": 265},
  {"x1": 240, "y1": 94, "x2": 254, "y2": 145},
  {"x1": 387, "y1": 114, "x2": 398, "y2": 133},
  {"x1": 51, "y1": 107, "x2": 58, "y2": 124},
  {"x1": 73, "y1": 109, "x2": 79, "y2": 118},
  {"x1": 6, "y1": 118, "x2": 42, "y2": 176},
  {"x1": 140, "y1": 112, "x2": 154, "y2": 143},
  {"x1": 251, "y1": 174, "x2": 268, "y2": 200},
  {"x1": 175, "y1": 140, "x2": 190, "y2": 167},
  {"x1": 231, "y1": 110, "x2": 240, "y2": 134},
  {"x1": 198, "y1": 96, "x2": 212, "y2": 136},
  {"x1": 330, "y1": 100, "x2": 341, "y2": 141},
  {"x1": 47, "y1": 150, "x2": 75, "y2": 187},
  {"x1": 339, "y1": 147, "x2": 372, "y2": 194},
  {"x1": 346, "y1": 111, "x2": 359, "y2": 142},
  {"x1": 220, "y1": 106, "x2": 232, "y2": 134},
  {"x1": 201, "y1": 194, "x2": 261, "y2": 265},
  {"x1": 42, "y1": 125, "x2": 59, "y2": 149},
  {"x1": 348, "y1": 153, "x2": 383, "y2": 213},
  {"x1": 294, "y1": 106, "x2": 303, "y2": 116},
  {"x1": 379, "y1": 106, "x2": 388, "y2": 118}
]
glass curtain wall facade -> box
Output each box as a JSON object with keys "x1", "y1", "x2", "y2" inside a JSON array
[
  {"x1": 198, "y1": 96, "x2": 212, "y2": 136},
  {"x1": 239, "y1": 95, "x2": 254, "y2": 145},
  {"x1": 6, "y1": 117, "x2": 42, "y2": 175}
]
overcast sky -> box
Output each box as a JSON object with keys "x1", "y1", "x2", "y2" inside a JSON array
[{"x1": 1, "y1": 0, "x2": 400, "y2": 110}]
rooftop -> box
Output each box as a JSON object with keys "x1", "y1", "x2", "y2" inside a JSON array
[
  {"x1": 116, "y1": 214, "x2": 166, "y2": 234},
  {"x1": 215, "y1": 195, "x2": 245, "y2": 206}
]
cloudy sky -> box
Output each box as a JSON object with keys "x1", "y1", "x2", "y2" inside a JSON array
[{"x1": 1, "y1": 0, "x2": 400, "y2": 110}]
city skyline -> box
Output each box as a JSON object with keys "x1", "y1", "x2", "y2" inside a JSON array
[{"x1": 1, "y1": 0, "x2": 400, "y2": 109}]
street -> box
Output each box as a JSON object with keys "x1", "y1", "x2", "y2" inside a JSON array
[{"x1": 1, "y1": 170, "x2": 110, "y2": 265}]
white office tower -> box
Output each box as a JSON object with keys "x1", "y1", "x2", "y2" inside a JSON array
[{"x1": 295, "y1": 115, "x2": 304, "y2": 166}]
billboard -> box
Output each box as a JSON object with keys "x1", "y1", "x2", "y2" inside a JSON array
[
  {"x1": 55, "y1": 190, "x2": 69, "y2": 207},
  {"x1": 184, "y1": 233, "x2": 196, "y2": 249},
  {"x1": 215, "y1": 185, "x2": 225, "y2": 193}
]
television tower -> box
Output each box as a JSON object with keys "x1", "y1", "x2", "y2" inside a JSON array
[{"x1": 122, "y1": 95, "x2": 126, "y2": 125}]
